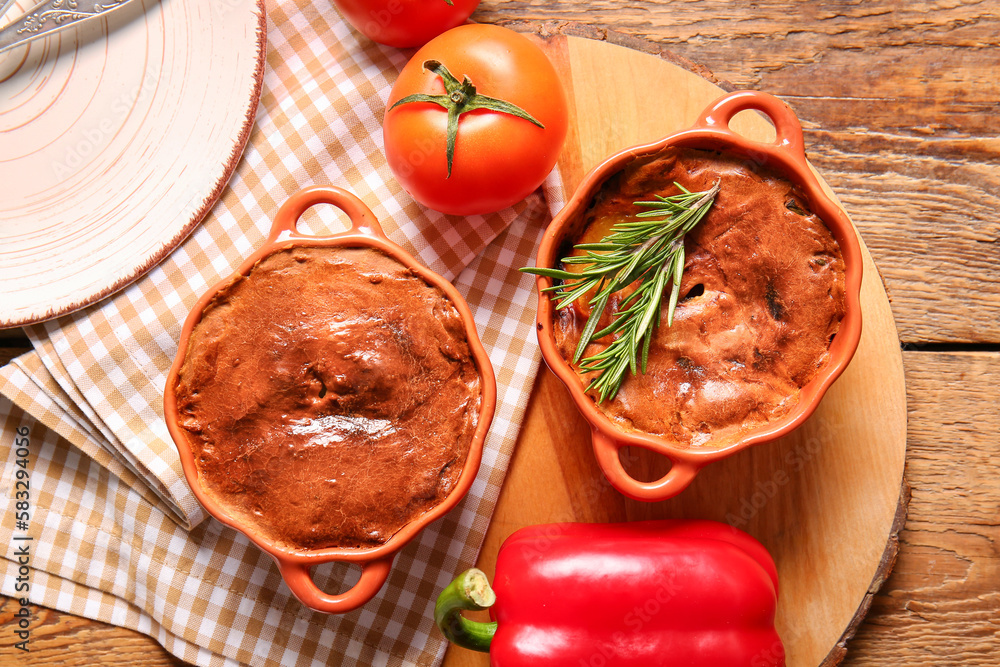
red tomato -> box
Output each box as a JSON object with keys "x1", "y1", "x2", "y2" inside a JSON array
[
  {"x1": 332, "y1": 0, "x2": 480, "y2": 48},
  {"x1": 383, "y1": 24, "x2": 569, "y2": 216}
]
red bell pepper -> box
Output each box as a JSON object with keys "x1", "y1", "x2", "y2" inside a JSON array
[{"x1": 436, "y1": 520, "x2": 785, "y2": 666}]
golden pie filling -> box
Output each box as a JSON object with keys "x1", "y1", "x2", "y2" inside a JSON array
[
  {"x1": 174, "y1": 246, "x2": 481, "y2": 551},
  {"x1": 554, "y1": 147, "x2": 846, "y2": 447}
]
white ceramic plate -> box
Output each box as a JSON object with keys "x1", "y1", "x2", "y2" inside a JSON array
[{"x1": 0, "y1": 0, "x2": 265, "y2": 327}]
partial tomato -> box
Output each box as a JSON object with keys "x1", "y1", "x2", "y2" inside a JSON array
[
  {"x1": 332, "y1": 0, "x2": 480, "y2": 48},
  {"x1": 383, "y1": 24, "x2": 569, "y2": 216}
]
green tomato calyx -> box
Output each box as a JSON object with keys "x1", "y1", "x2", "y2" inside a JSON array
[{"x1": 388, "y1": 59, "x2": 545, "y2": 178}]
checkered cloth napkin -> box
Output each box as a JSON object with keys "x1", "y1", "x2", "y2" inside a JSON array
[{"x1": 0, "y1": 3, "x2": 565, "y2": 665}]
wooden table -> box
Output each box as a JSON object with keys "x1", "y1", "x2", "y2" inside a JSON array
[{"x1": 2, "y1": 1, "x2": 998, "y2": 665}]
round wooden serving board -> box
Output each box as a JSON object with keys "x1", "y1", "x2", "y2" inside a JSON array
[{"x1": 443, "y1": 25, "x2": 909, "y2": 667}]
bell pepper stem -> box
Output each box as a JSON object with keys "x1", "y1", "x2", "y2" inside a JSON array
[{"x1": 434, "y1": 568, "x2": 498, "y2": 653}]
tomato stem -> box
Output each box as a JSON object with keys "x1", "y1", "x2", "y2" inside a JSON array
[{"x1": 388, "y1": 59, "x2": 545, "y2": 178}]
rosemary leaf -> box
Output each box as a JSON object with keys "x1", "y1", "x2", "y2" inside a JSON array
[
  {"x1": 521, "y1": 179, "x2": 720, "y2": 401},
  {"x1": 574, "y1": 290, "x2": 610, "y2": 363},
  {"x1": 666, "y1": 244, "x2": 685, "y2": 326}
]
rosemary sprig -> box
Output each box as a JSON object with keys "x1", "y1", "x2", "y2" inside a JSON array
[{"x1": 523, "y1": 179, "x2": 720, "y2": 402}]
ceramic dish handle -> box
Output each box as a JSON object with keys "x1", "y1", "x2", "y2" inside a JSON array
[
  {"x1": 695, "y1": 90, "x2": 806, "y2": 162},
  {"x1": 278, "y1": 556, "x2": 394, "y2": 614},
  {"x1": 592, "y1": 429, "x2": 700, "y2": 502},
  {"x1": 267, "y1": 185, "x2": 389, "y2": 244}
]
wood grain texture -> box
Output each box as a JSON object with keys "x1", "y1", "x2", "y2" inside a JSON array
[
  {"x1": 4, "y1": 353, "x2": 995, "y2": 666},
  {"x1": 846, "y1": 351, "x2": 1000, "y2": 665},
  {"x1": 483, "y1": 1, "x2": 1000, "y2": 344},
  {"x1": 442, "y1": 350, "x2": 1000, "y2": 667},
  {"x1": 2, "y1": 2, "x2": 999, "y2": 665},
  {"x1": 443, "y1": 28, "x2": 907, "y2": 667},
  {"x1": 0, "y1": 346, "x2": 28, "y2": 367},
  {"x1": 0, "y1": 597, "x2": 185, "y2": 666}
]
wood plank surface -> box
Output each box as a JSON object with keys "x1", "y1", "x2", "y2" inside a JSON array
[
  {"x1": 444, "y1": 350, "x2": 1000, "y2": 667},
  {"x1": 3, "y1": 1, "x2": 1000, "y2": 665},
  {"x1": 0, "y1": 600, "x2": 185, "y2": 666},
  {"x1": 487, "y1": 3, "x2": 1000, "y2": 344},
  {"x1": 442, "y1": 29, "x2": 908, "y2": 667},
  {"x1": 850, "y1": 351, "x2": 1000, "y2": 665},
  {"x1": 4, "y1": 350, "x2": 995, "y2": 665}
]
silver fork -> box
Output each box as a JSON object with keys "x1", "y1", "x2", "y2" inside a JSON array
[{"x1": 0, "y1": 0, "x2": 141, "y2": 55}]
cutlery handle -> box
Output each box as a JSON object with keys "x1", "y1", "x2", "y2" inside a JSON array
[
  {"x1": 0, "y1": 0, "x2": 19, "y2": 23},
  {"x1": 0, "y1": 0, "x2": 137, "y2": 55}
]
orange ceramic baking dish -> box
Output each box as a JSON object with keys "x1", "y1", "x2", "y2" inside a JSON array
[
  {"x1": 532, "y1": 90, "x2": 863, "y2": 503},
  {"x1": 164, "y1": 186, "x2": 496, "y2": 613}
]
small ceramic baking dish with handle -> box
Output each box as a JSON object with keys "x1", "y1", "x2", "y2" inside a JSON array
[
  {"x1": 164, "y1": 186, "x2": 496, "y2": 613},
  {"x1": 531, "y1": 90, "x2": 863, "y2": 503}
]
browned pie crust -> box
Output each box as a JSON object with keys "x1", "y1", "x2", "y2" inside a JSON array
[
  {"x1": 173, "y1": 246, "x2": 481, "y2": 551},
  {"x1": 555, "y1": 147, "x2": 846, "y2": 448}
]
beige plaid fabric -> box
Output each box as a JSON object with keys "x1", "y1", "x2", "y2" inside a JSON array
[{"x1": 0, "y1": 2, "x2": 566, "y2": 664}]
